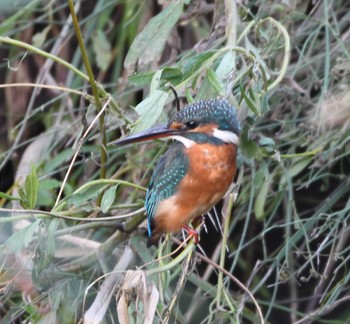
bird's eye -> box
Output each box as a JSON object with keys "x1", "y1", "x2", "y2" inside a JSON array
[{"x1": 185, "y1": 121, "x2": 199, "y2": 129}]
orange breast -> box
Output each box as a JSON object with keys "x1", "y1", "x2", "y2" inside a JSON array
[{"x1": 153, "y1": 143, "x2": 237, "y2": 234}]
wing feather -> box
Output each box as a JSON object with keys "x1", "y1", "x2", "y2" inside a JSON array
[{"x1": 145, "y1": 142, "x2": 188, "y2": 237}]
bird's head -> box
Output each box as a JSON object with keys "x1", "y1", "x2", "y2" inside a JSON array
[{"x1": 113, "y1": 98, "x2": 241, "y2": 147}]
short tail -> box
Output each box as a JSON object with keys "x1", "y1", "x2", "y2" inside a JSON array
[{"x1": 146, "y1": 230, "x2": 162, "y2": 247}]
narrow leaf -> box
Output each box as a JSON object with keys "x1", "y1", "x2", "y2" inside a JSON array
[
  {"x1": 181, "y1": 51, "x2": 216, "y2": 80},
  {"x1": 128, "y1": 67, "x2": 182, "y2": 88},
  {"x1": 18, "y1": 188, "x2": 29, "y2": 209},
  {"x1": 150, "y1": 69, "x2": 164, "y2": 94},
  {"x1": 254, "y1": 179, "x2": 269, "y2": 220},
  {"x1": 240, "y1": 84, "x2": 259, "y2": 115},
  {"x1": 92, "y1": 30, "x2": 112, "y2": 71},
  {"x1": 206, "y1": 68, "x2": 225, "y2": 96},
  {"x1": 5, "y1": 219, "x2": 41, "y2": 252},
  {"x1": 64, "y1": 184, "x2": 107, "y2": 207},
  {"x1": 254, "y1": 162, "x2": 269, "y2": 220},
  {"x1": 32, "y1": 25, "x2": 51, "y2": 48},
  {"x1": 124, "y1": 1, "x2": 183, "y2": 67},
  {"x1": 280, "y1": 157, "x2": 312, "y2": 188},
  {"x1": 45, "y1": 218, "x2": 58, "y2": 262},
  {"x1": 101, "y1": 185, "x2": 118, "y2": 213},
  {"x1": 25, "y1": 165, "x2": 39, "y2": 209},
  {"x1": 133, "y1": 90, "x2": 168, "y2": 133},
  {"x1": 215, "y1": 50, "x2": 236, "y2": 80},
  {"x1": 39, "y1": 178, "x2": 62, "y2": 191}
]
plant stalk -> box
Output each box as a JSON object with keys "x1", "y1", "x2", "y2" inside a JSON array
[{"x1": 68, "y1": 0, "x2": 107, "y2": 206}]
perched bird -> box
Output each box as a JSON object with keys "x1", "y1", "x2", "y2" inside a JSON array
[{"x1": 114, "y1": 98, "x2": 240, "y2": 246}]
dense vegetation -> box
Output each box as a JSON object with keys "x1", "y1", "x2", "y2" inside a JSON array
[{"x1": 0, "y1": 0, "x2": 349, "y2": 323}]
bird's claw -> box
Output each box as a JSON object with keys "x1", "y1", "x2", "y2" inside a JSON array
[{"x1": 182, "y1": 224, "x2": 199, "y2": 244}]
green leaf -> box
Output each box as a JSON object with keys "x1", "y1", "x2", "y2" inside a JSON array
[
  {"x1": 253, "y1": 169, "x2": 264, "y2": 188},
  {"x1": 280, "y1": 157, "x2": 312, "y2": 188},
  {"x1": 206, "y1": 68, "x2": 225, "y2": 96},
  {"x1": 39, "y1": 178, "x2": 62, "y2": 191},
  {"x1": 101, "y1": 185, "x2": 118, "y2": 213},
  {"x1": 259, "y1": 137, "x2": 275, "y2": 147},
  {"x1": 241, "y1": 139, "x2": 259, "y2": 159},
  {"x1": 124, "y1": 1, "x2": 183, "y2": 67},
  {"x1": 215, "y1": 50, "x2": 236, "y2": 80},
  {"x1": 288, "y1": 158, "x2": 312, "y2": 178},
  {"x1": 130, "y1": 235, "x2": 156, "y2": 268},
  {"x1": 32, "y1": 25, "x2": 51, "y2": 48},
  {"x1": 180, "y1": 51, "x2": 216, "y2": 80},
  {"x1": 64, "y1": 184, "x2": 106, "y2": 208},
  {"x1": 43, "y1": 148, "x2": 74, "y2": 175},
  {"x1": 254, "y1": 178, "x2": 269, "y2": 220},
  {"x1": 128, "y1": 71, "x2": 155, "y2": 87},
  {"x1": 197, "y1": 51, "x2": 236, "y2": 99},
  {"x1": 45, "y1": 218, "x2": 58, "y2": 262},
  {"x1": 92, "y1": 30, "x2": 112, "y2": 72},
  {"x1": 259, "y1": 137, "x2": 275, "y2": 153},
  {"x1": 253, "y1": 162, "x2": 269, "y2": 220},
  {"x1": 37, "y1": 179, "x2": 62, "y2": 207},
  {"x1": 260, "y1": 93, "x2": 270, "y2": 114},
  {"x1": 24, "y1": 165, "x2": 39, "y2": 209},
  {"x1": 240, "y1": 123, "x2": 260, "y2": 159},
  {"x1": 133, "y1": 90, "x2": 169, "y2": 133},
  {"x1": 128, "y1": 67, "x2": 183, "y2": 88},
  {"x1": 150, "y1": 69, "x2": 164, "y2": 94},
  {"x1": 185, "y1": 88, "x2": 195, "y2": 103},
  {"x1": 18, "y1": 187, "x2": 29, "y2": 209},
  {"x1": 240, "y1": 84, "x2": 260, "y2": 115},
  {"x1": 0, "y1": 0, "x2": 38, "y2": 35},
  {"x1": 5, "y1": 219, "x2": 41, "y2": 252}
]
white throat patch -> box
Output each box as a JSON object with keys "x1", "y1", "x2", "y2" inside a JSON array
[
  {"x1": 171, "y1": 129, "x2": 239, "y2": 147},
  {"x1": 212, "y1": 129, "x2": 239, "y2": 145},
  {"x1": 171, "y1": 135, "x2": 195, "y2": 148}
]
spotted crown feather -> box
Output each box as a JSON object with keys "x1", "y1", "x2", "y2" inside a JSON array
[{"x1": 170, "y1": 98, "x2": 241, "y2": 135}]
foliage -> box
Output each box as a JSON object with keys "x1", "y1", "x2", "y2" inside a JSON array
[{"x1": 0, "y1": 0, "x2": 349, "y2": 323}]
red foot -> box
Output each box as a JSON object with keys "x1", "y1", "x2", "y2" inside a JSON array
[{"x1": 182, "y1": 224, "x2": 199, "y2": 244}]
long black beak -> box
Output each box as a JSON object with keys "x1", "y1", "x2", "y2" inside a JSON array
[{"x1": 112, "y1": 124, "x2": 181, "y2": 146}]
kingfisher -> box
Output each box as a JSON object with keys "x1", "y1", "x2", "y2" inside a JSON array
[{"x1": 114, "y1": 98, "x2": 241, "y2": 246}]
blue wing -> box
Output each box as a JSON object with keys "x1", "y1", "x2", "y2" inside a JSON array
[{"x1": 145, "y1": 142, "x2": 188, "y2": 237}]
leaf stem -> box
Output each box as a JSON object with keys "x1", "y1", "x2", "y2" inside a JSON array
[{"x1": 216, "y1": 193, "x2": 235, "y2": 309}]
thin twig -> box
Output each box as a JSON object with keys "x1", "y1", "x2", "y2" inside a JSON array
[
  {"x1": 197, "y1": 250, "x2": 264, "y2": 324},
  {"x1": 54, "y1": 97, "x2": 110, "y2": 206},
  {"x1": 0, "y1": 82, "x2": 91, "y2": 98},
  {"x1": 0, "y1": 206, "x2": 145, "y2": 223},
  {"x1": 163, "y1": 245, "x2": 195, "y2": 323}
]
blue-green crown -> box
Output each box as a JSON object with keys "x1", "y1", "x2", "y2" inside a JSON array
[{"x1": 169, "y1": 98, "x2": 241, "y2": 135}]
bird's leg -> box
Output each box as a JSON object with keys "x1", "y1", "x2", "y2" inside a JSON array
[
  {"x1": 182, "y1": 224, "x2": 199, "y2": 244},
  {"x1": 182, "y1": 215, "x2": 206, "y2": 243}
]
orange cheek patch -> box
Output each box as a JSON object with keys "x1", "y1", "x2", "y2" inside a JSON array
[{"x1": 169, "y1": 122, "x2": 183, "y2": 130}]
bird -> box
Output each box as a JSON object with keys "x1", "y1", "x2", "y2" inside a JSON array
[{"x1": 114, "y1": 98, "x2": 241, "y2": 246}]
